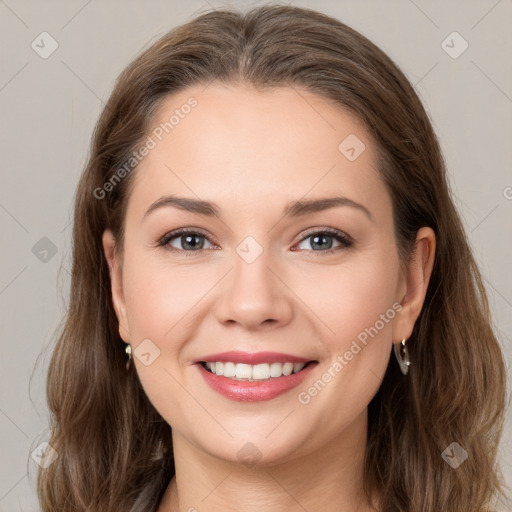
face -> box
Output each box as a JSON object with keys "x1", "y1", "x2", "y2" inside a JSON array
[{"x1": 103, "y1": 82, "x2": 424, "y2": 466}]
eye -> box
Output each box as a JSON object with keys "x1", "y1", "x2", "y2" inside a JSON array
[
  {"x1": 157, "y1": 228, "x2": 215, "y2": 252},
  {"x1": 293, "y1": 229, "x2": 353, "y2": 254}
]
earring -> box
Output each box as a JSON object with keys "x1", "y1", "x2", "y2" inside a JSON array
[
  {"x1": 394, "y1": 338, "x2": 411, "y2": 375},
  {"x1": 125, "y1": 343, "x2": 132, "y2": 371}
]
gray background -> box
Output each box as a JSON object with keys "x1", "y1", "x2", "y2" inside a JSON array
[{"x1": 0, "y1": 0, "x2": 511, "y2": 510}]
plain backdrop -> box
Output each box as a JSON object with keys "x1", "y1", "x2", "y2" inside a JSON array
[{"x1": 0, "y1": 1, "x2": 511, "y2": 510}]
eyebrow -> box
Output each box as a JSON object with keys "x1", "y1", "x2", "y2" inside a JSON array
[{"x1": 142, "y1": 195, "x2": 373, "y2": 222}]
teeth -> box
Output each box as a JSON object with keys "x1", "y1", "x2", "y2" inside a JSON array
[
  {"x1": 223, "y1": 361, "x2": 236, "y2": 377},
  {"x1": 270, "y1": 362, "x2": 283, "y2": 377},
  {"x1": 203, "y1": 361, "x2": 307, "y2": 380},
  {"x1": 252, "y1": 363, "x2": 270, "y2": 380},
  {"x1": 235, "y1": 363, "x2": 252, "y2": 379},
  {"x1": 282, "y1": 362, "x2": 294, "y2": 376},
  {"x1": 293, "y1": 362, "x2": 305, "y2": 374}
]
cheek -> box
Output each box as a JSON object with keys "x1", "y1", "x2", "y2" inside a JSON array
[
  {"x1": 293, "y1": 253, "x2": 398, "y2": 423},
  {"x1": 293, "y1": 248, "x2": 399, "y2": 347},
  {"x1": 122, "y1": 250, "x2": 211, "y2": 341},
  {"x1": 120, "y1": 250, "x2": 209, "y2": 421}
]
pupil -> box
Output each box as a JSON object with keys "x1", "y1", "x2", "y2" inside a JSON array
[
  {"x1": 183, "y1": 234, "x2": 203, "y2": 250},
  {"x1": 312, "y1": 234, "x2": 332, "y2": 250}
]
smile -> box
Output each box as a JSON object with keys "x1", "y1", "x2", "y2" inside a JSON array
[
  {"x1": 201, "y1": 361, "x2": 309, "y2": 380},
  {"x1": 195, "y1": 353, "x2": 318, "y2": 402}
]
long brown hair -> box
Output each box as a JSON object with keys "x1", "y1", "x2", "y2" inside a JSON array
[{"x1": 37, "y1": 5, "x2": 509, "y2": 511}]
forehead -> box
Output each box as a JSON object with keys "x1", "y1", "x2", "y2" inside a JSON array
[{"x1": 126, "y1": 82, "x2": 388, "y2": 221}]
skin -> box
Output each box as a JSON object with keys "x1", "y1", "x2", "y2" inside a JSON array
[{"x1": 102, "y1": 82, "x2": 435, "y2": 512}]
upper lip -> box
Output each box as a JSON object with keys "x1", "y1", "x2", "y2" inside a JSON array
[{"x1": 193, "y1": 351, "x2": 315, "y2": 365}]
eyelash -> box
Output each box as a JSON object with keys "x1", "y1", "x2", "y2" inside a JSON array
[{"x1": 156, "y1": 227, "x2": 353, "y2": 256}]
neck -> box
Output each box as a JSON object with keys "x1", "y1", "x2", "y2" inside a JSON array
[{"x1": 158, "y1": 409, "x2": 379, "y2": 512}]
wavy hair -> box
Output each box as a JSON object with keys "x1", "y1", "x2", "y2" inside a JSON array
[{"x1": 37, "y1": 5, "x2": 509, "y2": 511}]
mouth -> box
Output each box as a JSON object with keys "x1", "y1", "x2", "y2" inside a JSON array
[
  {"x1": 198, "y1": 360, "x2": 317, "y2": 381},
  {"x1": 194, "y1": 354, "x2": 319, "y2": 402}
]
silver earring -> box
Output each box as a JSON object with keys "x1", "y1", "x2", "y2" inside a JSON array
[
  {"x1": 125, "y1": 343, "x2": 132, "y2": 371},
  {"x1": 394, "y1": 339, "x2": 410, "y2": 375}
]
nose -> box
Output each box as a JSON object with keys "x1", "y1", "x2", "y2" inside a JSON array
[{"x1": 214, "y1": 240, "x2": 294, "y2": 331}]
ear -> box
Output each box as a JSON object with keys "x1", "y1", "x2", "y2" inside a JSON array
[
  {"x1": 393, "y1": 226, "x2": 436, "y2": 344},
  {"x1": 102, "y1": 229, "x2": 131, "y2": 343}
]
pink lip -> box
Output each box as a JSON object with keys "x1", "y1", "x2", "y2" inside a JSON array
[
  {"x1": 194, "y1": 351, "x2": 313, "y2": 365},
  {"x1": 196, "y1": 361, "x2": 318, "y2": 402}
]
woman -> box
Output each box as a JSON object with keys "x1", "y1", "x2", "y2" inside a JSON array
[{"x1": 37, "y1": 5, "x2": 509, "y2": 511}]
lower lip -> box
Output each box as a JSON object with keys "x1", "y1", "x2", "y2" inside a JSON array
[{"x1": 196, "y1": 362, "x2": 318, "y2": 402}]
